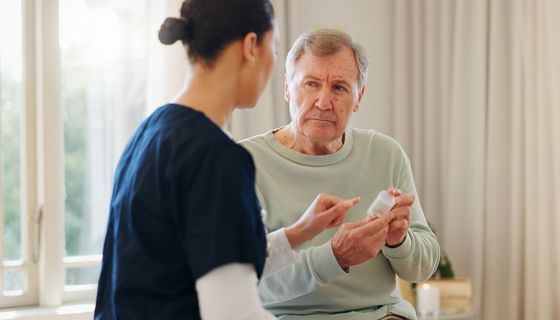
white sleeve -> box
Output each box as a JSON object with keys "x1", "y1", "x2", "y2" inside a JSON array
[
  {"x1": 262, "y1": 228, "x2": 297, "y2": 278},
  {"x1": 195, "y1": 263, "x2": 277, "y2": 320}
]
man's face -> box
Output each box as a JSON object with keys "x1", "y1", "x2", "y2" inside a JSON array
[{"x1": 285, "y1": 48, "x2": 365, "y2": 145}]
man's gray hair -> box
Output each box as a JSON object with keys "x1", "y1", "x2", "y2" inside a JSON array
[{"x1": 285, "y1": 28, "x2": 369, "y2": 89}]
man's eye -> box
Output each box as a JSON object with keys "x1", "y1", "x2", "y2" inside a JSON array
[
  {"x1": 334, "y1": 85, "x2": 347, "y2": 92},
  {"x1": 305, "y1": 81, "x2": 318, "y2": 88}
]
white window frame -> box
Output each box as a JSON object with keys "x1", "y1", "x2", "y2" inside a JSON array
[
  {"x1": 34, "y1": 0, "x2": 104, "y2": 306},
  {"x1": 1, "y1": 0, "x2": 102, "y2": 309},
  {"x1": 1, "y1": 0, "x2": 187, "y2": 312},
  {"x1": 34, "y1": 0, "x2": 65, "y2": 307},
  {"x1": 0, "y1": 0, "x2": 40, "y2": 309}
]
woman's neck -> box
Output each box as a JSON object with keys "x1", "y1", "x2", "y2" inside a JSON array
[{"x1": 172, "y1": 63, "x2": 237, "y2": 129}]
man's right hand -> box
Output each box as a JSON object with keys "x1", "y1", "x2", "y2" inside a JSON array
[{"x1": 331, "y1": 212, "x2": 395, "y2": 269}]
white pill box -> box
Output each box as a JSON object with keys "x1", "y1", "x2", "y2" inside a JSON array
[{"x1": 366, "y1": 190, "x2": 396, "y2": 217}]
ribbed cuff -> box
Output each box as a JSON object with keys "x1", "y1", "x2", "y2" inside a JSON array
[
  {"x1": 382, "y1": 232, "x2": 412, "y2": 259},
  {"x1": 309, "y1": 241, "x2": 348, "y2": 285}
]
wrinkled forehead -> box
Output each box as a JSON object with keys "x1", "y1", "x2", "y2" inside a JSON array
[{"x1": 292, "y1": 49, "x2": 360, "y2": 85}]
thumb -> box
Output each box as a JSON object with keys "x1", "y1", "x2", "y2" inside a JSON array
[
  {"x1": 325, "y1": 197, "x2": 360, "y2": 227},
  {"x1": 388, "y1": 187, "x2": 401, "y2": 196}
]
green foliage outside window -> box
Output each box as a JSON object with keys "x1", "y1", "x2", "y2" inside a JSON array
[
  {"x1": 1, "y1": 68, "x2": 22, "y2": 261},
  {"x1": 62, "y1": 67, "x2": 88, "y2": 256}
]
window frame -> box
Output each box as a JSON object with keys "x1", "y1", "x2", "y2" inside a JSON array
[
  {"x1": 35, "y1": 0, "x2": 66, "y2": 306},
  {"x1": 1, "y1": 0, "x2": 106, "y2": 309},
  {"x1": 0, "y1": 0, "x2": 40, "y2": 309},
  {"x1": 1, "y1": 0, "x2": 185, "y2": 310}
]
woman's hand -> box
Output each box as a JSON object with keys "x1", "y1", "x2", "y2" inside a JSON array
[{"x1": 284, "y1": 193, "x2": 360, "y2": 248}]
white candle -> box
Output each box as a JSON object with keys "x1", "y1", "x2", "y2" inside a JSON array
[{"x1": 417, "y1": 283, "x2": 440, "y2": 316}]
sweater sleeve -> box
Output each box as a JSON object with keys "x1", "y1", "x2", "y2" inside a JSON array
[
  {"x1": 255, "y1": 187, "x2": 347, "y2": 304},
  {"x1": 381, "y1": 152, "x2": 440, "y2": 282},
  {"x1": 258, "y1": 241, "x2": 347, "y2": 305}
]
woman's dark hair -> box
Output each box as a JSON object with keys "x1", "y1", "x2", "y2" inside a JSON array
[{"x1": 158, "y1": 0, "x2": 274, "y2": 65}]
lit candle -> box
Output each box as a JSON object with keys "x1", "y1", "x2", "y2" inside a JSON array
[{"x1": 417, "y1": 283, "x2": 440, "y2": 316}]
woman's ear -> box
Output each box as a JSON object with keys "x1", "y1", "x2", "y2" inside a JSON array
[{"x1": 242, "y1": 32, "x2": 258, "y2": 64}]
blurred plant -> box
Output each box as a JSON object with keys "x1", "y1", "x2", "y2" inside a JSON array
[
  {"x1": 428, "y1": 221, "x2": 454, "y2": 279},
  {"x1": 410, "y1": 221, "x2": 454, "y2": 291}
]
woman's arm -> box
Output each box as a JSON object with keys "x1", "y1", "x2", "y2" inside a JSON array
[
  {"x1": 262, "y1": 228, "x2": 297, "y2": 277},
  {"x1": 196, "y1": 263, "x2": 276, "y2": 320}
]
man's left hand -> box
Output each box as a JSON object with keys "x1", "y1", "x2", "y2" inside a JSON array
[{"x1": 384, "y1": 188, "x2": 414, "y2": 247}]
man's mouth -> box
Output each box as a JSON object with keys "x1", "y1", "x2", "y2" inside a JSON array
[
  {"x1": 306, "y1": 114, "x2": 336, "y2": 123},
  {"x1": 309, "y1": 118, "x2": 333, "y2": 122}
]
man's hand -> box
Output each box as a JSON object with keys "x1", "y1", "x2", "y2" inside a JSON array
[
  {"x1": 331, "y1": 212, "x2": 395, "y2": 269},
  {"x1": 384, "y1": 188, "x2": 414, "y2": 247},
  {"x1": 285, "y1": 193, "x2": 360, "y2": 248}
]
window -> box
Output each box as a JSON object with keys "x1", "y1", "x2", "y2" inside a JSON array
[
  {"x1": 59, "y1": 0, "x2": 148, "y2": 301},
  {"x1": 0, "y1": 0, "x2": 154, "y2": 308},
  {"x1": 0, "y1": 0, "x2": 29, "y2": 309}
]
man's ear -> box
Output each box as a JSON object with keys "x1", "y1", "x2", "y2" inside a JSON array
[
  {"x1": 242, "y1": 32, "x2": 258, "y2": 64},
  {"x1": 354, "y1": 86, "x2": 366, "y2": 112},
  {"x1": 284, "y1": 75, "x2": 290, "y2": 102}
]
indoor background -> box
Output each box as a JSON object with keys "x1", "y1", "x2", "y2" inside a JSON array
[{"x1": 0, "y1": 0, "x2": 558, "y2": 319}]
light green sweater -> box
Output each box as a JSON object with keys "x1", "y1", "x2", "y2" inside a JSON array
[{"x1": 240, "y1": 127, "x2": 440, "y2": 320}]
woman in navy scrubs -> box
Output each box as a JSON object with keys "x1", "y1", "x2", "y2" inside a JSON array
[{"x1": 94, "y1": 1, "x2": 358, "y2": 319}]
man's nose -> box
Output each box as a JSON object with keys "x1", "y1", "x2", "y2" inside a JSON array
[{"x1": 314, "y1": 88, "x2": 333, "y2": 110}]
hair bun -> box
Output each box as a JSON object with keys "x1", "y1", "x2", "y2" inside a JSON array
[{"x1": 158, "y1": 17, "x2": 193, "y2": 45}]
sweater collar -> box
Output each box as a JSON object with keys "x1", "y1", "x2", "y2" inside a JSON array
[{"x1": 263, "y1": 127, "x2": 354, "y2": 166}]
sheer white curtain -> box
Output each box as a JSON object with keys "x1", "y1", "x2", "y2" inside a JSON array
[
  {"x1": 515, "y1": 0, "x2": 560, "y2": 317},
  {"x1": 268, "y1": 0, "x2": 560, "y2": 318},
  {"x1": 152, "y1": 0, "x2": 560, "y2": 318},
  {"x1": 145, "y1": 0, "x2": 188, "y2": 114},
  {"x1": 389, "y1": 0, "x2": 560, "y2": 318}
]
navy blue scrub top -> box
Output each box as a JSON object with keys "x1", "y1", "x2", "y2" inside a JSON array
[{"x1": 94, "y1": 104, "x2": 266, "y2": 320}]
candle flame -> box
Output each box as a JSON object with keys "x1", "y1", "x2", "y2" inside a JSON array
[{"x1": 422, "y1": 283, "x2": 430, "y2": 290}]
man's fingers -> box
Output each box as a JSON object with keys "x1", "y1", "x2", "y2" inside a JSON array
[
  {"x1": 340, "y1": 219, "x2": 369, "y2": 230},
  {"x1": 353, "y1": 213, "x2": 393, "y2": 237},
  {"x1": 389, "y1": 218, "x2": 409, "y2": 231},
  {"x1": 390, "y1": 206, "x2": 411, "y2": 222},
  {"x1": 368, "y1": 225, "x2": 390, "y2": 243},
  {"x1": 393, "y1": 194, "x2": 415, "y2": 208},
  {"x1": 387, "y1": 188, "x2": 401, "y2": 196}
]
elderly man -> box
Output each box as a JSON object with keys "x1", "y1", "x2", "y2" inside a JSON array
[{"x1": 240, "y1": 29, "x2": 440, "y2": 320}]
